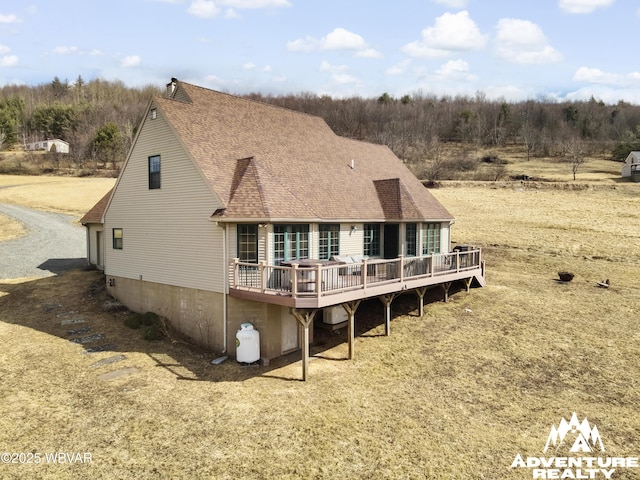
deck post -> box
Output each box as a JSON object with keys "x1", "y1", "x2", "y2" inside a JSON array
[
  {"x1": 415, "y1": 287, "x2": 428, "y2": 317},
  {"x1": 463, "y1": 277, "x2": 473, "y2": 292},
  {"x1": 290, "y1": 308, "x2": 317, "y2": 381},
  {"x1": 341, "y1": 300, "x2": 361, "y2": 360},
  {"x1": 379, "y1": 294, "x2": 397, "y2": 336},
  {"x1": 232, "y1": 258, "x2": 239, "y2": 288},
  {"x1": 441, "y1": 282, "x2": 452, "y2": 302}
]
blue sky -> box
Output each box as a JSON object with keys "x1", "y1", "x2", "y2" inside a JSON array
[{"x1": 1, "y1": 0, "x2": 639, "y2": 103}]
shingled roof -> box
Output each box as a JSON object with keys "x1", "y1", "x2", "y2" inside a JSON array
[
  {"x1": 150, "y1": 80, "x2": 454, "y2": 222},
  {"x1": 80, "y1": 188, "x2": 113, "y2": 224}
]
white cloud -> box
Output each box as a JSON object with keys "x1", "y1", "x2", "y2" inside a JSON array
[
  {"x1": 323, "y1": 28, "x2": 367, "y2": 50},
  {"x1": 331, "y1": 73, "x2": 358, "y2": 84},
  {"x1": 0, "y1": 44, "x2": 9, "y2": 55},
  {"x1": 573, "y1": 66, "x2": 640, "y2": 87},
  {"x1": 188, "y1": 0, "x2": 220, "y2": 18},
  {"x1": 433, "y1": 0, "x2": 468, "y2": 7},
  {"x1": 356, "y1": 48, "x2": 383, "y2": 59},
  {"x1": 121, "y1": 55, "x2": 142, "y2": 67},
  {"x1": 494, "y1": 18, "x2": 562, "y2": 64},
  {"x1": 243, "y1": 62, "x2": 272, "y2": 72},
  {"x1": 0, "y1": 14, "x2": 20, "y2": 23},
  {"x1": 402, "y1": 11, "x2": 487, "y2": 58},
  {"x1": 52, "y1": 46, "x2": 79, "y2": 55},
  {"x1": 320, "y1": 60, "x2": 349, "y2": 73},
  {"x1": 187, "y1": 0, "x2": 290, "y2": 18},
  {"x1": 434, "y1": 59, "x2": 477, "y2": 81},
  {"x1": 220, "y1": 0, "x2": 291, "y2": 7},
  {"x1": 0, "y1": 55, "x2": 18, "y2": 67},
  {"x1": 287, "y1": 28, "x2": 382, "y2": 57},
  {"x1": 559, "y1": 0, "x2": 614, "y2": 14},
  {"x1": 286, "y1": 37, "x2": 317, "y2": 52},
  {"x1": 386, "y1": 59, "x2": 412, "y2": 75}
]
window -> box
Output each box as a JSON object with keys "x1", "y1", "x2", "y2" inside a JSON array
[
  {"x1": 150, "y1": 108, "x2": 157, "y2": 120},
  {"x1": 148, "y1": 155, "x2": 161, "y2": 189},
  {"x1": 363, "y1": 224, "x2": 380, "y2": 257},
  {"x1": 112, "y1": 228, "x2": 123, "y2": 249},
  {"x1": 274, "y1": 225, "x2": 309, "y2": 265},
  {"x1": 421, "y1": 223, "x2": 441, "y2": 255},
  {"x1": 319, "y1": 224, "x2": 340, "y2": 260},
  {"x1": 237, "y1": 224, "x2": 258, "y2": 264},
  {"x1": 405, "y1": 223, "x2": 417, "y2": 256}
]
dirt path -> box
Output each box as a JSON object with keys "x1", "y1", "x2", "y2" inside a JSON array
[{"x1": 0, "y1": 203, "x2": 86, "y2": 280}]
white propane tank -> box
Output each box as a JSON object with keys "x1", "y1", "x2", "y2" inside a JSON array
[{"x1": 236, "y1": 323, "x2": 260, "y2": 363}]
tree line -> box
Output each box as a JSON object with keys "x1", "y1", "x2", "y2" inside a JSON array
[
  {"x1": 2, "y1": 77, "x2": 640, "y2": 176},
  {"x1": 0, "y1": 76, "x2": 160, "y2": 171}
]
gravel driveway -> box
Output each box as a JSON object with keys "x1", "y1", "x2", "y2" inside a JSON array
[{"x1": 0, "y1": 203, "x2": 86, "y2": 280}]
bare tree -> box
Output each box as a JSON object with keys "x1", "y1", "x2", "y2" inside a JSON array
[{"x1": 563, "y1": 137, "x2": 586, "y2": 180}]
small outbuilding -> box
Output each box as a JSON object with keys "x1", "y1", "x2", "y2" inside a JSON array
[
  {"x1": 24, "y1": 139, "x2": 70, "y2": 153},
  {"x1": 621, "y1": 151, "x2": 640, "y2": 182}
]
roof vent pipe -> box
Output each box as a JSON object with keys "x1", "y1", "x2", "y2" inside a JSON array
[{"x1": 351, "y1": 159, "x2": 355, "y2": 170}]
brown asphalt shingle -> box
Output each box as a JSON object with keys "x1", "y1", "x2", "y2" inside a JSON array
[
  {"x1": 90, "y1": 80, "x2": 454, "y2": 223},
  {"x1": 80, "y1": 188, "x2": 113, "y2": 224}
]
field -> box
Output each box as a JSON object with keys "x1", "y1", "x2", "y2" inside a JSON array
[{"x1": 1, "y1": 155, "x2": 639, "y2": 479}]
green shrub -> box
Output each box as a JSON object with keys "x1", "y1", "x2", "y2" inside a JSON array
[
  {"x1": 124, "y1": 313, "x2": 141, "y2": 329},
  {"x1": 143, "y1": 323, "x2": 163, "y2": 341},
  {"x1": 140, "y1": 311, "x2": 160, "y2": 326}
]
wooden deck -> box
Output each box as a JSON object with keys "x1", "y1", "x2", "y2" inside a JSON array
[{"x1": 229, "y1": 249, "x2": 485, "y2": 309}]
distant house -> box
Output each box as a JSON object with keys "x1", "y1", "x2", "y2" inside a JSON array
[
  {"x1": 24, "y1": 139, "x2": 70, "y2": 153},
  {"x1": 621, "y1": 151, "x2": 640, "y2": 182},
  {"x1": 82, "y1": 78, "x2": 485, "y2": 379}
]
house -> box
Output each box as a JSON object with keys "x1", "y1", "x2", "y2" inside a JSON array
[
  {"x1": 24, "y1": 138, "x2": 70, "y2": 153},
  {"x1": 621, "y1": 151, "x2": 640, "y2": 182},
  {"x1": 82, "y1": 78, "x2": 485, "y2": 380}
]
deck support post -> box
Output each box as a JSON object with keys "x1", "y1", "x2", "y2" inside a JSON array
[
  {"x1": 415, "y1": 287, "x2": 428, "y2": 317},
  {"x1": 463, "y1": 277, "x2": 473, "y2": 292},
  {"x1": 290, "y1": 308, "x2": 318, "y2": 381},
  {"x1": 379, "y1": 294, "x2": 398, "y2": 336},
  {"x1": 341, "y1": 301, "x2": 361, "y2": 360},
  {"x1": 441, "y1": 282, "x2": 452, "y2": 302}
]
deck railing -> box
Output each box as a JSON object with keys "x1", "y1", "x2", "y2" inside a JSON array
[{"x1": 230, "y1": 249, "x2": 482, "y2": 300}]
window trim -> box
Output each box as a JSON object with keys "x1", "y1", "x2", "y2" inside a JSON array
[
  {"x1": 363, "y1": 223, "x2": 381, "y2": 257},
  {"x1": 273, "y1": 224, "x2": 309, "y2": 265},
  {"x1": 421, "y1": 223, "x2": 441, "y2": 255},
  {"x1": 405, "y1": 223, "x2": 418, "y2": 257},
  {"x1": 319, "y1": 224, "x2": 340, "y2": 260},
  {"x1": 237, "y1": 224, "x2": 258, "y2": 264},
  {"x1": 112, "y1": 228, "x2": 123, "y2": 250},
  {"x1": 148, "y1": 155, "x2": 161, "y2": 189}
]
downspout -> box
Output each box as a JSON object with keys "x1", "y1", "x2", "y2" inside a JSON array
[
  {"x1": 221, "y1": 223, "x2": 228, "y2": 354},
  {"x1": 84, "y1": 225, "x2": 90, "y2": 267}
]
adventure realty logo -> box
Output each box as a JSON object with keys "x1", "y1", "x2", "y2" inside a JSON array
[{"x1": 511, "y1": 413, "x2": 638, "y2": 478}]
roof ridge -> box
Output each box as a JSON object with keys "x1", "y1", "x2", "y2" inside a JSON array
[{"x1": 174, "y1": 80, "x2": 332, "y2": 124}]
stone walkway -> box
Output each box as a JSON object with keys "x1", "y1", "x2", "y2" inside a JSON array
[{"x1": 54, "y1": 308, "x2": 140, "y2": 382}]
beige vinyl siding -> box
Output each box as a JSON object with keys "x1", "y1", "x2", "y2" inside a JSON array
[
  {"x1": 440, "y1": 223, "x2": 451, "y2": 252},
  {"x1": 338, "y1": 223, "x2": 363, "y2": 256},
  {"x1": 104, "y1": 106, "x2": 225, "y2": 292}
]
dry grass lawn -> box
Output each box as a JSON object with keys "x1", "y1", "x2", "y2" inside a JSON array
[{"x1": 1, "y1": 163, "x2": 639, "y2": 479}]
